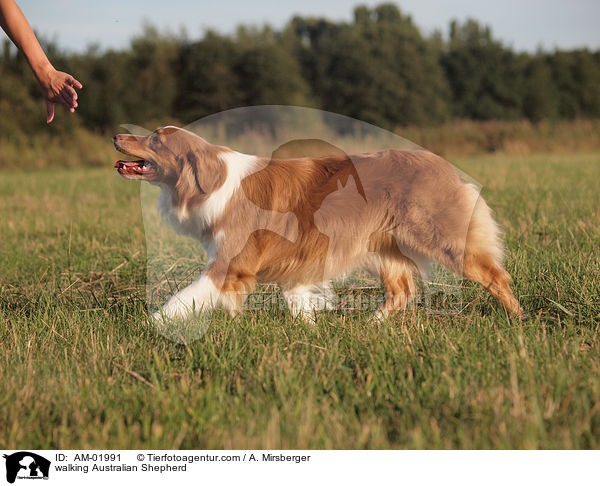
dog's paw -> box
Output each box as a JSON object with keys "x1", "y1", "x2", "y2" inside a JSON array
[
  {"x1": 514, "y1": 306, "x2": 527, "y2": 320},
  {"x1": 148, "y1": 306, "x2": 188, "y2": 326},
  {"x1": 369, "y1": 308, "x2": 390, "y2": 323},
  {"x1": 290, "y1": 309, "x2": 318, "y2": 325},
  {"x1": 149, "y1": 310, "x2": 164, "y2": 325}
]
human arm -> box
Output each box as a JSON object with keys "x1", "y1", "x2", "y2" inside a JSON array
[{"x1": 0, "y1": 0, "x2": 82, "y2": 122}]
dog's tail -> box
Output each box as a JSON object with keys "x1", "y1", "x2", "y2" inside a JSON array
[{"x1": 463, "y1": 183, "x2": 505, "y2": 268}]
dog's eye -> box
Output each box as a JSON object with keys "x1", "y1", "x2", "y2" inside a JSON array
[{"x1": 149, "y1": 135, "x2": 161, "y2": 148}]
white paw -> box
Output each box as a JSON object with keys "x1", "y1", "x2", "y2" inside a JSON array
[
  {"x1": 370, "y1": 308, "x2": 390, "y2": 323},
  {"x1": 290, "y1": 309, "x2": 318, "y2": 325},
  {"x1": 149, "y1": 310, "x2": 165, "y2": 325},
  {"x1": 149, "y1": 302, "x2": 193, "y2": 324}
]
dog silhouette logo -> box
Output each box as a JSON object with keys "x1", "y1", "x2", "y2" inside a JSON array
[{"x1": 3, "y1": 452, "x2": 50, "y2": 483}]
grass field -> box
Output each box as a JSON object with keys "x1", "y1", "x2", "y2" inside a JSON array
[{"x1": 1, "y1": 150, "x2": 599, "y2": 449}]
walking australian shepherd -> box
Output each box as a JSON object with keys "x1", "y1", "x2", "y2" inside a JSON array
[{"x1": 114, "y1": 126, "x2": 522, "y2": 322}]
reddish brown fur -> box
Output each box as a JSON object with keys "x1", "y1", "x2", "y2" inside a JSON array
[{"x1": 115, "y1": 129, "x2": 523, "y2": 318}]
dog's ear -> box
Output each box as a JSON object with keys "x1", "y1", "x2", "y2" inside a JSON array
[
  {"x1": 174, "y1": 148, "x2": 226, "y2": 211},
  {"x1": 187, "y1": 149, "x2": 226, "y2": 195}
]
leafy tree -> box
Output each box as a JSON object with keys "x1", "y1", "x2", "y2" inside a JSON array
[
  {"x1": 547, "y1": 50, "x2": 600, "y2": 119},
  {"x1": 1, "y1": 4, "x2": 600, "y2": 136},
  {"x1": 441, "y1": 19, "x2": 523, "y2": 120},
  {"x1": 175, "y1": 31, "x2": 243, "y2": 123},
  {"x1": 125, "y1": 26, "x2": 180, "y2": 123},
  {"x1": 291, "y1": 4, "x2": 450, "y2": 128},
  {"x1": 233, "y1": 27, "x2": 310, "y2": 107},
  {"x1": 70, "y1": 48, "x2": 129, "y2": 130},
  {"x1": 522, "y1": 55, "x2": 559, "y2": 122}
]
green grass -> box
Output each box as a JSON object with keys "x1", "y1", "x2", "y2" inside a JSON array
[{"x1": 1, "y1": 151, "x2": 599, "y2": 449}]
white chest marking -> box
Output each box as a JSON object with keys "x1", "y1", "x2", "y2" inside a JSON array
[
  {"x1": 195, "y1": 151, "x2": 258, "y2": 227},
  {"x1": 158, "y1": 151, "x2": 257, "y2": 231}
]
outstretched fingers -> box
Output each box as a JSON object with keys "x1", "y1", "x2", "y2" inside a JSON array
[
  {"x1": 67, "y1": 75, "x2": 83, "y2": 90},
  {"x1": 44, "y1": 70, "x2": 83, "y2": 123}
]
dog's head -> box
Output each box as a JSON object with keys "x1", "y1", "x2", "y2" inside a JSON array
[{"x1": 113, "y1": 126, "x2": 229, "y2": 205}]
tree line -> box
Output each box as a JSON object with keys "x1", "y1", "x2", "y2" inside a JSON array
[{"x1": 1, "y1": 3, "x2": 599, "y2": 136}]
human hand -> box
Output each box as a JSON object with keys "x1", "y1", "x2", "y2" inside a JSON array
[{"x1": 38, "y1": 68, "x2": 83, "y2": 123}]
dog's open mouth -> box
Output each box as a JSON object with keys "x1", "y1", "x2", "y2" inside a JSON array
[{"x1": 114, "y1": 159, "x2": 157, "y2": 178}]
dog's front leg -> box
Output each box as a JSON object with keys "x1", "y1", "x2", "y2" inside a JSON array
[{"x1": 153, "y1": 271, "x2": 222, "y2": 322}]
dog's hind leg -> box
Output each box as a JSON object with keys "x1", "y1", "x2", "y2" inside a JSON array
[
  {"x1": 462, "y1": 253, "x2": 522, "y2": 316},
  {"x1": 461, "y1": 191, "x2": 523, "y2": 316},
  {"x1": 373, "y1": 257, "x2": 418, "y2": 320}
]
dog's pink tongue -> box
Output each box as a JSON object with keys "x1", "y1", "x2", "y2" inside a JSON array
[{"x1": 115, "y1": 160, "x2": 144, "y2": 168}]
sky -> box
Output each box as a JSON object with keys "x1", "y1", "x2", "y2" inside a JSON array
[{"x1": 4, "y1": 0, "x2": 600, "y2": 53}]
